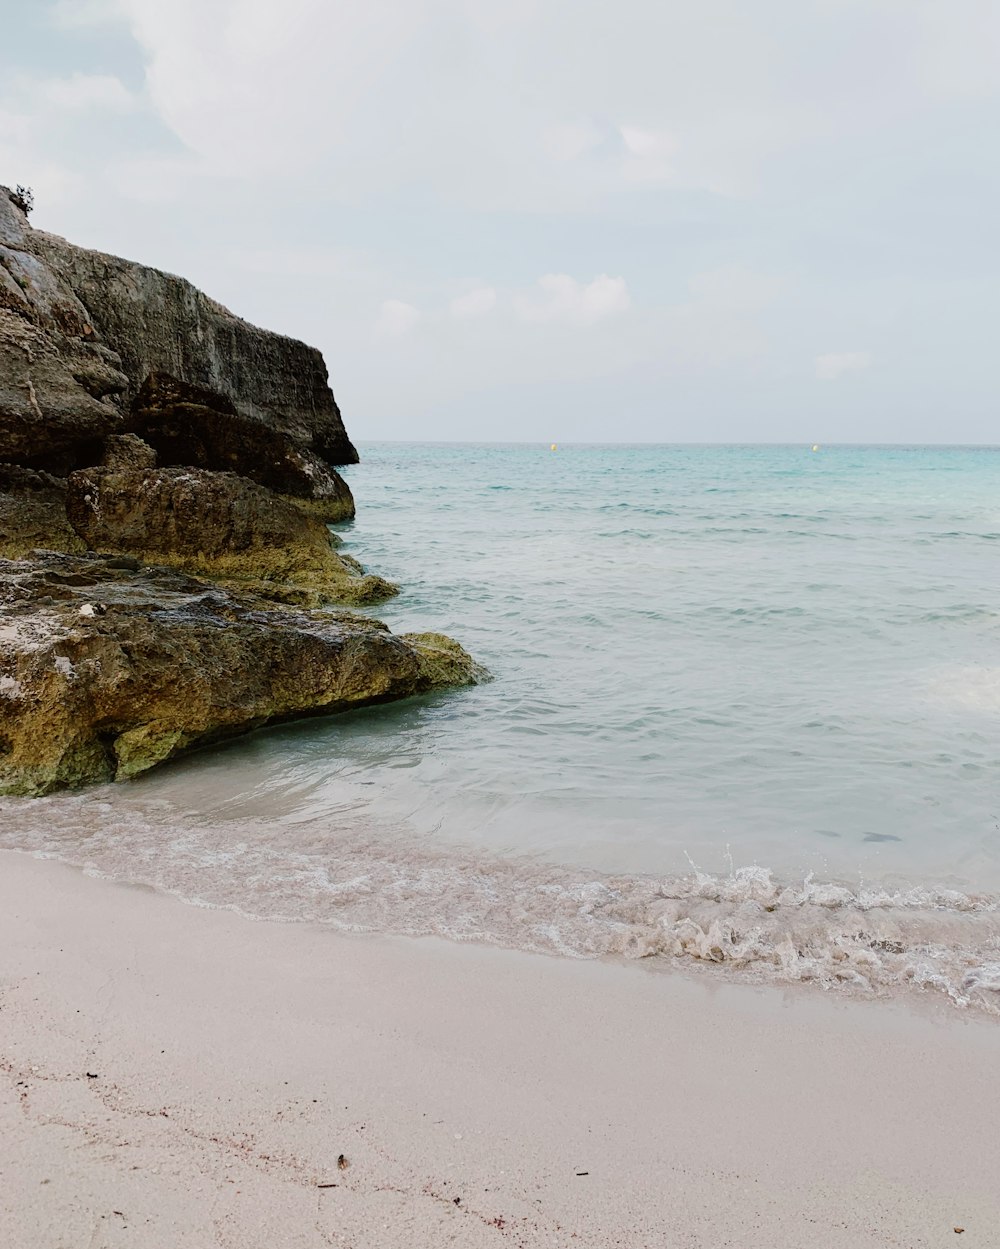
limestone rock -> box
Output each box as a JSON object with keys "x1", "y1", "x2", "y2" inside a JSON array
[
  {"x1": 31, "y1": 226, "x2": 357, "y2": 466},
  {"x1": 98, "y1": 433, "x2": 158, "y2": 471},
  {"x1": 0, "y1": 464, "x2": 84, "y2": 557},
  {"x1": 0, "y1": 186, "x2": 486, "y2": 797},
  {"x1": 1, "y1": 184, "x2": 357, "y2": 471},
  {"x1": 0, "y1": 289, "x2": 130, "y2": 465},
  {"x1": 128, "y1": 373, "x2": 354, "y2": 521},
  {"x1": 0, "y1": 553, "x2": 484, "y2": 796},
  {"x1": 64, "y1": 466, "x2": 394, "y2": 605},
  {"x1": 402, "y1": 631, "x2": 491, "y2": 687}
]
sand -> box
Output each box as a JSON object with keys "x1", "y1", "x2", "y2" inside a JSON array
[{"x1": 1, "y1": 852, "x2": 997, "y2": 1248}]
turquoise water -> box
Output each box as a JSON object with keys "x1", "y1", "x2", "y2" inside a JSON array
[
  {"x1": 4, "y1": 444, "x2": 1000, "y2": 1007},
  {"x1": 335, "y1": 443, "x2": 1000, "y2": 886}
]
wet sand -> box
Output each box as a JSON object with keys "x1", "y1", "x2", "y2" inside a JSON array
[{"x1": 1, "y1": 851, "x2": 997, "y2": 1248}]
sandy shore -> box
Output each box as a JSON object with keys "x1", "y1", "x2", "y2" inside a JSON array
[{"x1": 1, "y1": 852, "x2": 997, "y2": 1248}]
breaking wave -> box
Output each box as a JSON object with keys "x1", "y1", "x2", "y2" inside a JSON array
[{"x1": 1, "y1": 791, "x2": 998, "y2": 1016}]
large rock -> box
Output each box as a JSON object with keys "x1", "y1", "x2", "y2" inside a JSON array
[
  {"x1": 32, "y1": 225, "x2": 357, "y2": 466},
  {"x1": 1, "y1": 191, "x2": 129, "y2": 463},
  {"x1": 0, "y1": 185, "x2": 357, "y2": 473},
  {"x1": 0, "y1": 553, "x2": 485, "y2": 796},
  {"x1": 0, "y1": 464, "x2": 84, "y2": 557},
  {"x1": 128, "y1": 372, "x2": 354, "y2": 521},
  {"x1": 0, "y1": 186, "x2": 486, "y2": 796},
  {"x1": 65, "y1": 466, "x2": 394, "y2": 605}
]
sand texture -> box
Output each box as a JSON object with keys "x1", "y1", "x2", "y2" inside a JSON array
[{"x1": 1, "y1": 852, "x2": 997, "y2": 1248}]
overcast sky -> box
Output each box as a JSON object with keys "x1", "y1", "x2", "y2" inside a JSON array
[{"x1": 2, "y1": 1, "x2": 998, "y2": 443}]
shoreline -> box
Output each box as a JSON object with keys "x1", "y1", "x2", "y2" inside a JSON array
[
  {"x1": 3, "y1": 797, "x2": 999, "y2": 1016},
  {"x1": 2, "y1": 853, "x2": 998, "y2": 1247}
]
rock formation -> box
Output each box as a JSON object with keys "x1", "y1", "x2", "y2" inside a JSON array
[
  {"x1": 1, "y1": 189, "x2": 356, "y2": 469},
  {"x1": 0, "y1": 553, "x2": 485, "y2": 796},
  {"x1": 0, "y1": 185, "x2": 485, "y2": 794}
]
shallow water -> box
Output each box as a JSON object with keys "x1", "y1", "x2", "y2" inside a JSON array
[{"x1": 3, "y1": 443, "x2": 1000, "y2": 1009}]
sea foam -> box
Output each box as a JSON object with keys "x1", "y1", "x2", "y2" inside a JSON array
[{"x1": 2, "y1": 792, "x2": 998, "y2": 1015}]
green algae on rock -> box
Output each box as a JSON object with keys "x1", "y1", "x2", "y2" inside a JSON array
[
  {"x1": 64, "y1": 465, "x2": 396, "y2": 607},
  {"x1": 403, "y1": 632, "x2": 492, "y2": 688},
  {"x1": 0, "y1": 554, "x2": 484, "y2": 797}
]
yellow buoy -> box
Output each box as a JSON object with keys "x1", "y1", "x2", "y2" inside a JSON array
[
  {"x1": 550, "y1": 443, "x2": 558, "y2": 451},
  {"x1": 811, "y1": 444, "x2": 820, "y2": 452}
]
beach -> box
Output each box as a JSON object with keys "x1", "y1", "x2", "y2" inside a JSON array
[
  {"x1": 4, "y1": 4, "x2": 1000, "y2": 1243},
  {"x1": 2, "y1": 852, "x2": 997, "y2": 1248}
]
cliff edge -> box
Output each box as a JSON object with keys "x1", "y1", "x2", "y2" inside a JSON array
[
  {"x1": 0, "y1": 186, "x2": 484, "y2": 795},
  {"x1": 0, "y1": 188, "x2": 357, "y2": 470}
]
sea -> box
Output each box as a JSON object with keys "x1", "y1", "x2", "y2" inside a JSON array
[{"x1": 3, "y1": 443, "x2": 999, "y2": 1010}]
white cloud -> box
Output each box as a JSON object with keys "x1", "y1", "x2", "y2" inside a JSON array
[
  {"x1": 0, "y1": 72, "x2": 136, "y2": 211},
  {"x1": 543, "y1": 120, "x2": 604, "y2": 163},
  {"x1": 8, "y1": 0, "x2": 1000, "y2": 441},
  {"x1": 687, "y1": 266, "x2": 787, "y2": 312},
  {"x1": 376, "y1": 299, "x2": 420, "y2": 337},
  {"x1": 50, "y1": 0, "x2": 125, "y2": 28},
  {"x1": 514, "y1": 274, "x2": 631, "y2": 326},
  {"x1": 34, "y1": 73, "x2": 135, "y2": 112},
  {"x1": 620, "y1": 125, "x2": 677, "y2": 183},
  {"x1": 911, "y1": 1, "x2": 1000, "y2": 100},
  {"x1": 94, "y1": 1, "x2": 813, "y2": 206},
  {"x1": 450, "y1": 287, "x2": 497, "y2": 319},
  {"x1": 815, "y1": 351, "x2": 873, "y2": 380}
]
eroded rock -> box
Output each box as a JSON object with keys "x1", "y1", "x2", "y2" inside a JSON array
[
  {"x1": 98, "y1": 433, "x2": 158, "y2": 472},
  {"x1": 0, "y1": 464, "x2": 84, "y2": 557},
  {"x1": 129, "y1": 372, "x2": 354, "y2": 521},
  {"x1": 65, "y1": 466, "x2": 394, "y2": 605},
  {"x1": 1, "y1": 185, "x2": 356, "y2": 470},
  {"x1": 0, "y1": 553, "x2": 484, "y2": 796},
  {"x1": 0, "y1": 186, "x2": 485, "y2": 795},
  {"x1": 31, "y1": 229, "x2": 357, "y2": 466}
]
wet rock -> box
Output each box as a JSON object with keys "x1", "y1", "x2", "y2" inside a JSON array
[
  {"x1": 0, "y1": 553, "x2": 484, "y2": 796},
  {"x1": 402, "y1": 631, "x2": 491, "y2": 687}
]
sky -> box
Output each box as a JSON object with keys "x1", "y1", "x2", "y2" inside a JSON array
[{"x1": 1, "y1": 0, "x2": 998, "y2": 443}]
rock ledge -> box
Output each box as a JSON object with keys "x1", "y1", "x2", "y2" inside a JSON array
[{"x1": 0, "y1": 554, "x2": 485, "y2": 796}]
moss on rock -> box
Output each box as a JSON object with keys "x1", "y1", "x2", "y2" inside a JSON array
[
  {"x1": 65, "y1": 465, "x2": 396, "y2": 607},
  {"x1": 0, "y1": 553, "x2": 485, "y2": 796}
]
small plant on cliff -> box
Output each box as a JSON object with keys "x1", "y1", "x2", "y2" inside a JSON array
[{"x1": 10, "y1": 185, "x2": 34, "y2": 215}]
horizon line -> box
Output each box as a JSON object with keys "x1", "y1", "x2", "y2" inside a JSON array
[{"x1": 350, "y1": 439, "x2": 1000, "y2": 449}]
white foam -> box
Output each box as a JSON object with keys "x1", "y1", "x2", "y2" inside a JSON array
[{"x1": 1, "y1": 792, "x2": 999, "y2": 1016}]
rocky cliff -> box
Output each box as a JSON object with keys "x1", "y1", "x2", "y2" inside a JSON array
[
  {"x1": 0, "y1": 189, "x2": 356, "y2": 470},
  {"x1": 0, "y1": 185, "x2": 484, "y2": 795}
]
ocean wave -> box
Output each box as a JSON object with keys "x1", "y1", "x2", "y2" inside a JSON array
[{"x1": 2, "y1": 795, "x2": 998, "y2": 1016}]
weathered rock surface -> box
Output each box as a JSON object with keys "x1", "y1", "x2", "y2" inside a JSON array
[
  {"x1": 0, "y1": 183, "x2": 356, "y2": 589},
  {"x1": 97, "y1": 432, "x2": 158, "y2": 472},
  {"x1": 65, "y1": 466, "x2": 394, "y2": 605},
  {"x1": 0, "y1": 553, "x2": 485, "y2": 796},
  {"x1": 0, "y1": 185, "x2": 485, "y2": 795},
  {"x1": 129, "y1": 373, "x2": 354, "y2": 521},
  {"x1": 0, "y1": 464, "x2": 84, "y2": 557},
  {"x1": 1, "y1": 185, "x2": 356, "y2": 473}
]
